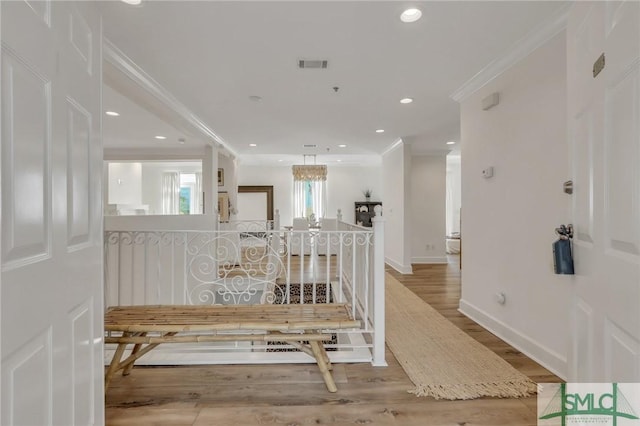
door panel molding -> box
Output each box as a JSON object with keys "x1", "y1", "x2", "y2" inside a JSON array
[
  {"x1": 604, "y1": 66, "x2": 639, "y2": 258},
  {"x1": 605, "y1": 318, "x2": 640, "y2": 381},
  {"x1": 1, "y1": 327, "x2": 53, "y2": 426},
  {"x1": 24, "y1": 0, "x2": 51, "y2": 27},
  {"x1": 571, "y1": 109, "x2": 595, "y2": 244},
  {"x1": 66, "y1": 96, "x2": 93, "y2": 251},
  {"x1": 69, "y1": 8, "x2": 93, "y2": 75},
  {"x1": 69, "y1": 299, "x2": 95, "y2": 425},
  {"x1": 572, "y1": 299, "x2": 594, "y2": 380},
  {"x1": 1, "y1": 47, "x2": 52, "y2": 270}
]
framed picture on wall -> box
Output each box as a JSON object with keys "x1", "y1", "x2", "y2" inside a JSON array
[
  {"x1": 218, "y1": 168, "x2": 224, "y2": 186},
  {"x1": 217, "y1": 192, "x2": 229, "y2": 221}
]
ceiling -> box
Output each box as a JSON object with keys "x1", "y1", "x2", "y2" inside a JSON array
[
  {"x1": 100, "y1": 1, "x2": 567, "y2": 162},
  {"x1": 103, "y1": 85, "x2": 199, "y2": 150}
]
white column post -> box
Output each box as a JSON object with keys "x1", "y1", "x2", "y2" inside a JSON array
[
  {"x1": 268, "y1": 209, "x2": 282, "y2": 281},
  {"x1": 203, "y1": 144, "x2": 219, "y2": 223},
  {"x1": 272, "y1": 209, "x2": 281, "y2": 255},
  {"x1": 371, "y1": 204, "x2": 387, "y2": 366}
]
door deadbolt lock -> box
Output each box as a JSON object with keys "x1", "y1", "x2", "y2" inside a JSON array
[{"x1": 563, "y1": 180, "x2": 573, "y2": 195}]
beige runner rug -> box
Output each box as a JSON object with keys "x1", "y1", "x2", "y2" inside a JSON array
[{"x1": 385, "y1": 273, "x2": 537, "y2": 400}]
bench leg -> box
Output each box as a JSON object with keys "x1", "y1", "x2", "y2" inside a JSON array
[
  {"x1": 123, "y1": 332, "x2": 147, "y2": 376},
  {"x1": 288, "y1": 338, "x2": 332, "y2": 371},
  {"x1": 116, "y1": 332, "x2": 177, "y2": 375},
  {"x1": 310, "y1": 340, "x2": 337, "y2": 393},
  {"x1": 105, "y1": 341, "x2": 128, "y2": 390},
  {"x1": 316, "y1": 340, "x2": 333, "y2": 371}
]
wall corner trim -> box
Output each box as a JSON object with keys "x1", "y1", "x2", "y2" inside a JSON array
[
  {"x1": 385, "y1": 258, "x2": 413, "y2": 275},
  {"x1": 103, "y1": 38, "x2": 237, "y2": 158},
  {"x1": 381, "y1": 138, "x2": 403, "y2": 157},
  {"x1": 458, "y1": 299, "x2": 568, "y2": 380},
  {"x1": 449, "y1": 4, "x2": 570, "y2": 103}
]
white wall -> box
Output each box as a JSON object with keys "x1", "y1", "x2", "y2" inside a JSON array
[
  {"x1": 104, "y1": 214, "x2": 216, "y2": 231},
  {"x1": 217, "y1": 154, "x2": 233, "y2": 193},
  {"x1": 108, "y1": 162, "x2": 142, "y2": 204},
  {"x1": 236, "y1": 192, "x2": 268, "y2": 221},
  {"x1": 104, "y1": 146, "x2": 220, "y2": 218},
  {"x1": 237, "y1": 164, "x2": 383, "y2": 227},
  {"x1": 382, "y1": 143, "x2": 412, "y2": 273},
  {"x1": 218, "y1": 153, "x2": 238, "y2": 217},
  {"x1": 459, "y1": 32, "x2": 570, "y2": 378},
  {"x1": 326, "y1": 166, "x2": 382, "y2": 224},
  {"x1": 237, "y1": 165, "x2": 293, "y2": 225},
  {"x1": 411, "y1": 154, "x2": 447, "y2": 264}
]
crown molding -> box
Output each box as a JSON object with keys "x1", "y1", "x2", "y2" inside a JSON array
[
  {"x1": 104, "y1": 147, "x2": 208, "y2": 161},
  {"x1": 411, "y1": 149, "x2": 451, "y2": 157},
  {"x1": 381, "y1": 138, "x2": 404, "y2": 156},
  {"x1": 103, "y1": 38, "x2": 237, "y2": 158},
  {"x1": 450, "y1": 4, "x2": 570, "y2": 103}
]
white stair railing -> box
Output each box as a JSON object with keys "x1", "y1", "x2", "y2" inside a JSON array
[{"x1": 104, "y1": 208, "x2": 385, "y2": 365}]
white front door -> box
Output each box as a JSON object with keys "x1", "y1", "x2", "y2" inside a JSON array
[
  {"x1": 567, "y1": 1, "x2": 640, "y2": 382},
  {"x1": 1, "y1": 1, "x2": 104, "y2": 424}
]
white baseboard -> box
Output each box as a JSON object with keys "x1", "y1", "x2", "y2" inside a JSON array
[
  {"x1": 385, "y1": 257, "x2": 413, "y2": 274},
  {"x1": 411, "y1": 256, "x2": 448, "y2": 264},
  {"x1": 458, "y1": 299, "x2": 567, "y2": 380}
]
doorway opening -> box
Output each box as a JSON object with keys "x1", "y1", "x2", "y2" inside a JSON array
[{"x1": 446, "y1": 154, "x2": 461, "y2": 264}]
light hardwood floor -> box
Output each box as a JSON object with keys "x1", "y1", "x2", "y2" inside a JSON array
[{"x1": 106, "y1": 256, "x2": 561, "y2": 426}]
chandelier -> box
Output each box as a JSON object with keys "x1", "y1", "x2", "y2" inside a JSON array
[{"x1": 292, "y1": 155, "x2": 327, "y2": 181}]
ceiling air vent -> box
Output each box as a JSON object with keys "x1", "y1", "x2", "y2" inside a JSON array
[
  {"x1": 303, "y1": 144, "x2": 317, "y2": 148},
  {"x1": 298, "y1": 59, "x2": 328, "y2": 69}
]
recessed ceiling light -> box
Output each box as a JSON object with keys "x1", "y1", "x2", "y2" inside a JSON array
[
  {"x1": 178, "y1": 138, "x2": 186, "y2": 145},
  {"x1": 400, "y1": 8, "x2": 422, "y2": 23},
  {"x1": 375, "y1": 129, "x2": 385, "y2": 133},
  {"x1": 338, "y1": 144, "x2": 347, "y2": 148},
  {"x1": 249, "y1": 95, "x2": 262, "y2": 102},
  {"x1": 154, "y1": 136, "x2": 166, "y2": 140},
  {"x1": 105, "y1": 111, "x2": 120, "y2": 116},
  {"x1": 446, "y1": 141, "x2": 456, "y2": 145},
  {"x1": 400, "y1": 98, "x2": 413, "y2": 104},
  {"x1": 249, "y1": 143, "x2": 257, "y2": 147},
  {"x1": 337, "y1": 159, "x2": 342, "y2": 162},
  {"x1": 121, "y1": 0, "x2": 142, "y2": 5},
  {"x1": 278, "y1": 159, "x2": 284, "y2": 162}
]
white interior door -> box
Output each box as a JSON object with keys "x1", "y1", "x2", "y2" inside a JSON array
[
  {"x1": 567, "y1": 1, "x2": 640, "y2": 382},
  {"x1": 1, "y1": 1, "x2": 104, "y2": 425}
]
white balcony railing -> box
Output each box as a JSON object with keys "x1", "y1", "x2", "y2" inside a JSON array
[{"x1": 104, "y1": 209, "x2": 385, "y2": 366}]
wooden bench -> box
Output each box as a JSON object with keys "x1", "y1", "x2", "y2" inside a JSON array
[{"x1": 104, "y1": 303, "x2": 360, "y2": 393}]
